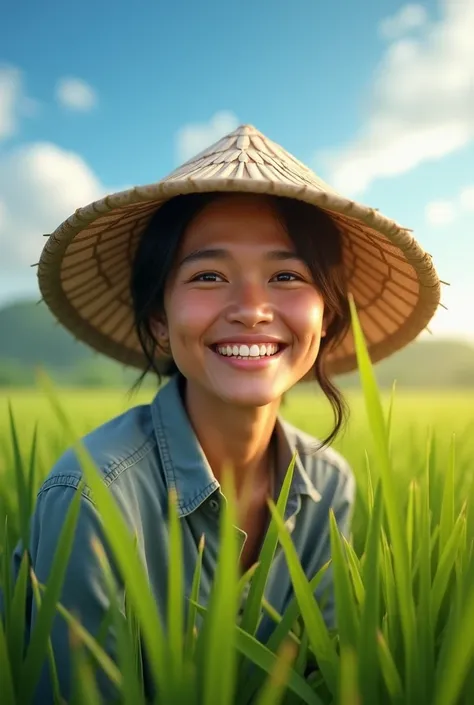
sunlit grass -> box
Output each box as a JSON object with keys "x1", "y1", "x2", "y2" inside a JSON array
[{"x1": 0, "y1": 302, "x2": 474, "y2": 703}]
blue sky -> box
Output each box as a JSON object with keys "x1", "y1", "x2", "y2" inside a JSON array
[{"x1": 0, "y1": 0, "x2": 473, "y2": 341}]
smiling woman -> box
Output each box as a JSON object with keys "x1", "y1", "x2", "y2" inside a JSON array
[
  {"x1": 130, "y1": 192, "x2": 350, "y2": 448},
  {"x1": 4, "y1": 124, "x2": 440, "y2": 703}
]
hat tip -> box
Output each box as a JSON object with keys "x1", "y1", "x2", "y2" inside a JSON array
[{"x1": 236, "y1": 123, "x2": 259, "y2": 135}]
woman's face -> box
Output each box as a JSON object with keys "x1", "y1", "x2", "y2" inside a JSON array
[{"x1": 158, "y1": 194, "x2": 327, "y2": 408}]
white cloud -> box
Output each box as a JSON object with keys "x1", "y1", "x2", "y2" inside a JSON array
[
  {"x1": 0, "y1": 66, "x2": 21, "y2": 139},
  {"x1": 56, "y1": 77, "x2": 97, "y2": 112},
  {"x1": 425, "y1": 200, "x2": 456, "y2": 226},
  {"x1": 175, "y1": 110, "x2": 240, "y2": 163},
  {"x1": 0, "y1": 142, "x2": 112, "y2": 271},
  {"x1": 321, "y1": 0, "x2": 474, "y2": 195},
  {"x1": 459, "y1": 185, "x2": 474, "y2": 211},
  {"x1": 378, "y1": 4, "x2": 428, "y2": 39},
  {"x1": 0, "y1": 65, "x2": 39, "y2": 140},
  {"x1": 425, "y1": 183, "x2": 474, "y2": 225}
]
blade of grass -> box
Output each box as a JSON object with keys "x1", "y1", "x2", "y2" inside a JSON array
[
  {"x1": 0, "y1": 618, "x2": 16, "y2": 705},
  {"x1": 1, "y1": 517, "x2": 13, "y2": 640},
  {"x1": 329, "y1": 510, "x2": 359, "y2": 651},
  {"x1": 267, "y1": 499, "x2": 338, "y2": 697},
  {"x1": 439, "y1": 435, "x2": 455, "y2": 565},
  {"x1": 124, "y1": 571, "x2": 144, "y2": 696},
  {"x1": 6, "y1": 550, "x2": 29, "y2": 689},
  {"x1": 184, "y1": 534, "x2": 205, "y2": 659},
  {"x1": 339, "y1": 647, "x2": 360, "y2": 705},
  {"x1": 26, "y1": 422, "x2": 39, "y2": 521},
  {"x1": 342, "y1": 536, "x2": 365, "y2": 607},
  {"x1": 92, "y1": 537, "x2": 143, "y2": 705},
  {"x1": 434, "y1": 556, "x2": 474, "y2": 705},
  {"x1": 8, "y1": 404, "x2": 30, "y2": 550},
  {"x1": 417, "y1": 434, "x2": 435, "y2": 702},
  {"x1": 237, "y1": 561, "x2": 260, "y2": 601},
  {"x1": 202, "y1": 469, "x2": 240, "y2": 705},
  {"x1": 240, "y1": 455, "x2": 296, "y2": 636},
  {"x1": 19, "y1": 484, "x2": 82, "y2": 704},
  {"x1": 69, "y1": 636, "x2": 103, "y2": 705},
  {"x1": 235, "y1": 626, "x2": 322, "y2": 705},
  {"x1": 193, "y1": 585, "x2": 326, "y2": 705},
  {"x1": 39, "y1": 371, "x2": 170, "y2": 701},
  {"x1": 167, "y1": 489, "x2": 184, "y2": 698},
  {"x1": 239, "y1": 564, "x2": 329, "y2": 705},
  {"x1": 358, "y1": 482, "x2": 383, "y2": 705},
  {"x1": 406, "y1": 480, "x2": 416, "y2": 574},
  {"x1": 29, "y1": 570, "x2": 61, "y2": 705},
  {"x1": 36, "y1": 579, "x2": 122, "y2": 687},
  {"x1": 253, "y1": 640, "x2": 298, "y2": 705},
  {"x1": 431, "y1": 508, "x2": 466, "y2": 629},
  {"x1": 348, "y1": 294, "x2": 419, "y2": 704},
  {"x1": 376, "y1": 630, "x2": 404, "y2": 703}
]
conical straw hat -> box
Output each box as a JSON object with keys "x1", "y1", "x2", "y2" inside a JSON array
[{"x1": 37, "y1": 124, "x2": 441, "y2": 376}]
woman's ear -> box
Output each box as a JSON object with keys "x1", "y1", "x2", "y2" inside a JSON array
[
  {"x1": 151, "y1": 317, "x2": 170, "y2": 349},
  {"x1": 321, "y1": 310, "x2": 334, "y2": 338}
]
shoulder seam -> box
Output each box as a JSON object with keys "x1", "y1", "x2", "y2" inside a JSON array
[{"x1": 38, "y1": 434, "x2": 157, "y2": 501}]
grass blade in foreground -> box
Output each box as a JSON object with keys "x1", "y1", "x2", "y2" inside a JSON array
[
  {"x1": 6, "y1": 551, "x2": 29, "y2": 689},
  {"x1": 358, "y1": 483, "x2": 383, "y2": 705},
  {"x1": 434, "y1": 555, "x2": 474, "y2": 705},
  {"x1": 8, "y1": 405, "x2": 30, "y2": 551},
  {"x1": 193, "y1": 600, "x2": 322, "y2": 705},
  {"x1": 253, "y1": 640, "x2": 297, "y2": 705},
  {"x1": 339, "y1": 647, "x2": 360, "y2": 705},
  {"x1": 38, "y1": 372, "x2": 171, "y2": 701},
  {"x1": 239, "y1": 563, "x2": 330, "y2": 705},
  {"x1": 267, "y1": 499, "x2": 338, "y2": 697},
  {"x1": 329, "y1": 510, "x2": 358, "y2": 651},
  {"x1": 0, "y1": 618, "x2": 16, "y2": 705},
  {"x1": 19, "y1": 484, "x2": 82, "y2": 705},
  {"x1": 167, "y1": 489, "x2": 185, "y2": 699},
  {"x1": 240, "y1": 455, "x2": 295, "y2": 636},
  {"x1": 348, "y1": 293, "x2": 419, "y2": 704},
  {"x1": 202, "y1": 470, "x2": 239, "y2": 705},
  {"x1": 29, "y1": 571, "x2": 61, "y2": 705},
  {"x1": 184, "y1": 534, "x2": 205, "y2": 659},
  {"x1": 93, "y1": 537, "x2": 144, "y2": 705},
  {"x1": 70, "y1": 638, "x2": 103, "y2": 705}
]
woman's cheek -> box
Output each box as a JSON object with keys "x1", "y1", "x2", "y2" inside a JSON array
[
  {"x1": 285, "y1": 292, "x2": 325, "y2": 337},
  {"x1": 168, "y1": 294, "x2": 218, "y2": 341}
]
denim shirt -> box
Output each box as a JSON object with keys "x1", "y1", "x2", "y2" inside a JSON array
[{"x1": 4, "y1": 374, "x2": 355, "y2": 703}]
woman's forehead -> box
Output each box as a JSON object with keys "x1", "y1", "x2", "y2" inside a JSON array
[{"x1": 180, "y1": 193, "x2": 291, "y2": 248}]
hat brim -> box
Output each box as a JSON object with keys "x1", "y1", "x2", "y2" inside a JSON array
[{"x1": 37, "y1": 126, "x2": 441, "y2": 378}]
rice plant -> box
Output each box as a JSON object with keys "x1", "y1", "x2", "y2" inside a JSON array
[{"x1": 0, "y1": 300, "x2": 473, "y2": 704}]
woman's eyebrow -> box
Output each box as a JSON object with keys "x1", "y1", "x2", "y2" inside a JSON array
[
  {"x1": 178, "y1": 248, "x2": 304, "y2": 268},
  {"x1": 178, "y1": 248, "x2": 229, "y2": 267}
]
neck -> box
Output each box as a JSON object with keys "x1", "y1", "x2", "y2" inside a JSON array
[{"x1": 183, "y1": 378, "x2": 281, "y2": 498}]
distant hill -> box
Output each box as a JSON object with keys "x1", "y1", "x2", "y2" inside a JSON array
[{"x1": 0, "y1": 298, "x2": 473, "y2": 388}]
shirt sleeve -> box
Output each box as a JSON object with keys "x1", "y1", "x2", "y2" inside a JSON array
[{"x1": 25, "y1": 483, "x2": 121, "y2": 704}]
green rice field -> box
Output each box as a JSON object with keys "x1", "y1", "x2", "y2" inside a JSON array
[{"x1": 1, "y1": 311, "x2": 474, "y2": 705}]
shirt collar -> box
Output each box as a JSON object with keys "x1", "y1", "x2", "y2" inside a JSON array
[{"x1": 150, "y1": 373, "x2": 321, "y2": 517}]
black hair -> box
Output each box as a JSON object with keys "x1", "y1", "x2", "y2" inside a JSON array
[{"x1": 129, "y1": 192, "x2": 351, "y2": 448}]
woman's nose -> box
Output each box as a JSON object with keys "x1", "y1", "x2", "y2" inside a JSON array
[{"x1": 224, "y1": 281, "x2": 274, "y2": 328}]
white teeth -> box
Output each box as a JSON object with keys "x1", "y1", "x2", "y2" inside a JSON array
[{"x1": 215, "y1": 343, "x2": 280, "y2": 358}]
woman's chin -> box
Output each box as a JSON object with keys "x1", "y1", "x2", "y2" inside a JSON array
[{"x1": 209, "y1": 379, "x2": 285, "y2": 409}]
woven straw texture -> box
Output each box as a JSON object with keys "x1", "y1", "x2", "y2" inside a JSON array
[{"x1": 37, "y1": 124, "x2": 441, "y2": 376}]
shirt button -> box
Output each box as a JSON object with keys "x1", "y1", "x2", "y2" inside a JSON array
[{"x1": 208, "y1": 497, "x2": 220, "y2": 512}]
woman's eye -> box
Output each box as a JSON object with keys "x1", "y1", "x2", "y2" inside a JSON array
[
  {"x1": 191, "y1": 272, "x2": 224, "y2": 282},
  {"x1": 272, "y1": 272, "x2": 303, "y2": 282}
]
